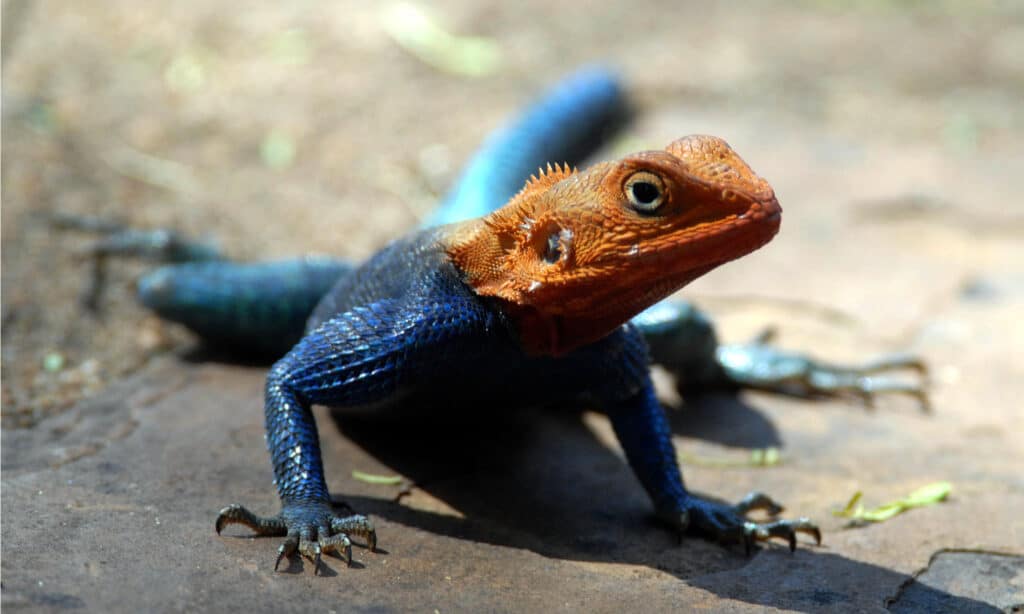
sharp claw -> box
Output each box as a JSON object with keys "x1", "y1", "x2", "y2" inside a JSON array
[
  {"x1": 730, "y1": 502, "x2": 820, "y2": 554},
  {"x1": 214, "y1": 504, "x2": 241, "y2": 535},
  {"x1": 344, "y1": 544, "x2": 353, "y2": 567},
  {"x1": 793, "y1": 518, "x2": 821, "y2": 545},
  {"x1": 214, "y1": 504, "x2": 236, "y2": 535},
  {"x1": 275, "y1": 535, "x2": 299, "y2": 572}
]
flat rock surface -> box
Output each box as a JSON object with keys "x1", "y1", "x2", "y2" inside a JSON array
[{"x1": 3, "y1": 2, "x2": 1023, "y2": 612}]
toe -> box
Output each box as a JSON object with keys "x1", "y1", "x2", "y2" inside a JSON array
[
  {"x1": 330, "y1": 513, "x2": 376, "y2": 551},
  {"x1": 744, "y1": 517, "x2": 821, "y2": 553},
  {"x1": 733, "y1": 492, "x2": 784, "y2": 516},
  {"x1": 215, "y1": 504, "x2": 287, "y2": 536},
  {"x1": 275, "y1": 535, "x2": 299, "y2": 571},
  {"x1": 320, "y1": 534, "x2": 354, "y2": 567},
  {"x1": 298, "y1": 538, "x2": 323, "y2": 574}
]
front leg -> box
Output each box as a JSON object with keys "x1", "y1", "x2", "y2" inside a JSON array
[
  {"x1": 214, "y1": 300, "x2": 415, "y2": 573},
  {"x1": 216, "y1": 348, "x2": 381, "y2": 574},
  {"x1": 605, "y1": 380, "x2": 820, "y2": 552},
  {"x1": 215, "y1": 285, "x2": 499, "y2": 573},
  {"x1": 574, "y1": 327, "x2": 819, "y2": 552}
]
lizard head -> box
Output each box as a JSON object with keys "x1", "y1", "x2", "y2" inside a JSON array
[{"x1": 446, "y1": 134, "x2": 781, "y2": 355}]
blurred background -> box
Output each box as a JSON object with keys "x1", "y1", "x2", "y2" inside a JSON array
[
  {"x1": 3, "y1": 0, "x2": 1022, "y2": 427},
  {"x1": 3, "y1": 3, "x2": 1024, "y2": 609}
]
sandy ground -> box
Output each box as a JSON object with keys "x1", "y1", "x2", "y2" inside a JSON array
[{"x1": 3, "y1": 1, "x2": 1023, "y2": 611}]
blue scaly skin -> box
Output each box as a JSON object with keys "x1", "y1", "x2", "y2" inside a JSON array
[
  {"x1": 212, "y1": 128, "x2": 829, "y2": 574},
  {"x1": 137, "y1": 257, "x2": 353, "y2": 356},
  {"x1": 101, "y1": 68, "x2": 926, "y2": 573}
]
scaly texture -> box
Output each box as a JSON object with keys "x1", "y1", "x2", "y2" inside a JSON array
[
  {"x1": 138, "y1": 257, "x2": 351, "y2": 355},
  {"x1": 446, "y1": 135, "x2": 780, "y2": 354},
  {"x1": 114, "y1": 69, "x2": 925, "y2": 573},
  {"x1": 216, "y1": 136, "x2": 821, "y2": 573}
]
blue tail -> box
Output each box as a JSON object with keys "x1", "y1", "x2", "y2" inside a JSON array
[{"x1": 425, "y1": 66, "x2": 630, "y2": 226}]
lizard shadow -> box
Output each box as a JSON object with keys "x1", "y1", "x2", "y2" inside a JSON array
[
  {"x1": 327, "y1": 398, "x2": 995, "y2": 613},
  {"x1": 330, "y1": 400, "x2": 739, "y2": 576},
  {"x1": 668, "y1": 391, "x2": 783, "y2": 449}
]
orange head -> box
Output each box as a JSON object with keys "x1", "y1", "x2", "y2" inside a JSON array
[{"x1": 446, "y1": 135, "x2": 781, "y2": 355}]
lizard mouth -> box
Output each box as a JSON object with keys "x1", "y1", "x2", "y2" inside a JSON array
[
  {"x1": 529, "y1": 202, "x2": 780, "y2": 356},
  {"x1": 636, "y1": 197, "x2": 780, "y2": 276},
  {"x1": 695, "y1": 197, "x2": 781, "y2": 261}
]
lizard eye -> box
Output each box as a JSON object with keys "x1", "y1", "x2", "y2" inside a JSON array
[{"x1": 624, "y1": 171, "x2": 666, "y2": 213}]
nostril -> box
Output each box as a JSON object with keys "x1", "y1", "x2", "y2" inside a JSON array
[{"x1": 703, "y1": 162, "x2": 739, "y2": 182}]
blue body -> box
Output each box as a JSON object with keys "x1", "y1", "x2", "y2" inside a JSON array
[
  {"x1": 265, "y1": 227, "x2": 689, "y2": 521},
  {"x1": 139, "y1": 67, "x2": 775, "y2": 542}
]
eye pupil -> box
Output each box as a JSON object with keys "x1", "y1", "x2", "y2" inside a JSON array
[
  {"x1": 631, "y1": 181, "x2": 660, "y2": 204},
  {"x1": 625, "y1": 172, "x2": 666, "y2": 213}
]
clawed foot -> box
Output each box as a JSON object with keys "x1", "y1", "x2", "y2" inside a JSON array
[
  {"x1": 664, "y1": 491, "x2": 821, "y2": 555},
  {"x1": 52, "y1": 213, "x2": 221, "y2": 311},
  {"x1": 716, "y1": 328, "x2": 930, "y2": 411},
  {"x1": 52, "y1": 213, "x2": 222, "y2": 263},
  {"x1": 215, "y1": 501, "x2": 377, "y2": 575}
]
